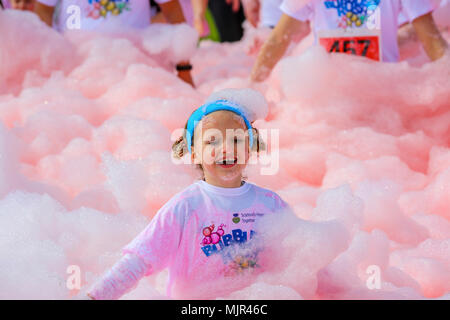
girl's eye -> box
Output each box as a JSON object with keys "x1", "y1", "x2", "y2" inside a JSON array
[{"x1": 205, "y1": 137, "x2": 219, "y2": 145}]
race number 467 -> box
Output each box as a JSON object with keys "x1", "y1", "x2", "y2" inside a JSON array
[{"x1": 320, "y1": 36, "x2": 381, "y2": 61}]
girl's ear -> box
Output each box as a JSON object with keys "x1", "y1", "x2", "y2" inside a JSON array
[
  {"x1": 252, "y1": 127, "x2": 266, "y2": 153},
  {"x1": 191, "y1": 148, "x2": 197, "y2": 164}
]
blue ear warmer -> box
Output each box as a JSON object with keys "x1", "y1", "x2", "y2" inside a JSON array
[{"x1": 186, "y1": 99, "x2": 253, "y2": 154}]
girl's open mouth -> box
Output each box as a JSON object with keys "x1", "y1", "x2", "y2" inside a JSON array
[{"x1": 216, "y1": 157, "x2": 238, "y2": 168}]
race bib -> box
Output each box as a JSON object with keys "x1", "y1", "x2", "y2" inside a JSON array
[{"x1": 318, "y1": 29, "x2": 382, "y2": 61}]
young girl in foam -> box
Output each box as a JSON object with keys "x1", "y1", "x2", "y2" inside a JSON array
[{"x1": 85, "y1": 88, "x2": 289, "y2": 300}]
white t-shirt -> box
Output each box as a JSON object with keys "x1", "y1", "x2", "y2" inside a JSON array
[
  {"x1": 178, "y1": 0, "x2": 193, "y2": 26},
  {"x1": 37, "y1": 0, "x2": 170, "y2": 32},
  {"x1": 261, "y1": 0, "x2": 283, "y2": 27},
  {"x1": 280, "y1": 0, "x2": 435, "y2": 62},
  {"x1": 122, "y1": 180, "x2": 289, "y2": 299}
]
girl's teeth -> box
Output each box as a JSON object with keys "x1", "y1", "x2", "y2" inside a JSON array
[{"x1": 217, "y1": 159, "x2": 237, "y2": 165}]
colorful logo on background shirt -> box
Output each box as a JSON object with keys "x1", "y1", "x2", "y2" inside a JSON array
[
  {"x1": 324, "y1": 0, "x2": 380, "y2": 28},
  {"x1": 87, "y1": 0, "x2": 131, "y2": 19},
  {"x1": 232, "y1": 213, "x2": 240, "y2": 224}
]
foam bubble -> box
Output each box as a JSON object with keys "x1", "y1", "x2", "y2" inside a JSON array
[
  {"x1": 0, "y1": 8, "x2": 449, "y2": 299},
  {"x1": 205, "y1": 88, "x2": 269, "y2": 122}
]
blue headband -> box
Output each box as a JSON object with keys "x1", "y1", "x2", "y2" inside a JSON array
[{"x1": 186, "y1": 99, "x2": 253, "y2": 153}]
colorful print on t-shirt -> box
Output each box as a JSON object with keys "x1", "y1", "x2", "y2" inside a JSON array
[
  {"x1": 200, "y1": 212, "x2": 267, "y2": 276},
  {"x1": 324, "y1": 0, "x2": 380, "y2": 28},
  {"x1": 86, "y1": 0, "x2": 131, "y2": 19}
]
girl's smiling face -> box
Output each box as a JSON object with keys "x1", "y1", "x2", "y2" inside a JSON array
[{"x1": 192, "y1": 110, "x2": 250, "y2": 188}]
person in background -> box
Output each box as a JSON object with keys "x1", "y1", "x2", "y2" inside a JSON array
[
  {"x1": 151, "y1": 0, "x2": 219, "y2": 40},
  {"x1": 34, "y1": 0, "x2": 186, "y2": 31},
  {"x1": 208, "y1": 0, "x2": 246, "y2": 42},
  {"x1": 251, "y1": 0, "x2": 449, "y2": 82},
  {"x1": 189, "y1": 0, "x2": 279, "y2": 42},
  {"x1": 34, "y1": 0, "x2": 194, "y2": 86},
  {"x1": 192, "y1": 0, "x2": 262, "y2": 42}
]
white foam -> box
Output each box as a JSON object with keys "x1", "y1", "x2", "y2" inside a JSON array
[{"x1": 205, "y1": 88, "x2": 269, "y2": 122}]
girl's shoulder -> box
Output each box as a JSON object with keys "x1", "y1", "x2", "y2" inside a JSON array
[
  {"x1": 157, "y1": 181, "x2": 205, "y2": 213},
  {"x1": 247, "y1": 183, "x2": 289, "y2": 211}
]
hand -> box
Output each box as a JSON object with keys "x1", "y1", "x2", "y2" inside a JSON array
[
  {"x1": 177, "y1": 70, "x2": 195, "y2": 87},
  {"x1": 242, "y1": 0, "x2": 260, "y2": 28},
  {"x1": 412, "y1": 12, "x2": 448, "y2": 61},
  {"x1": 225, "y1": 0, "x2": 241, "y2": 12},
  {"x1": 245, "y1": 27, "x2": 272, "y2": 56},
  {"x1": 192, "y1": 0, "x2": 208, "y2": 36}
]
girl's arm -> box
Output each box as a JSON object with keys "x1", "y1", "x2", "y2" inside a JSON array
[
  {"x1": 159, "y1": 0, "x2": 195, "y2": 87},
  {"x1": 191, "y1": 0, "x2": 208, "y2": 36},
  {"x1": 250, "y1": 13, "x2": 310, "y2": 82},
  {"x1": 160, "y1": 0, "x2": 187, "y2": 24},
  {"x1": 412, "y1": 12, "x2": 448, "y2": 61},
  {"x1": 34, "y1": 1, "x2": 55, "y2": 26},
  {"x1": 86, "y1": 253, "x2": 151, "y2": 300}
]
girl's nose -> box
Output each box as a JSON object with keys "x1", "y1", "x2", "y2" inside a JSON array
[
  {"x1": 222, "y1": 137, "x2": 236, "y2": 153},
  {"x1": 221, "y1": 143, "x2": 235, "y2": 157}
]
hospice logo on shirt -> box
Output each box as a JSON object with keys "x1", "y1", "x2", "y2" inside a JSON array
[
  {"x1": 324, "y1": 0, "x2": 380, "y2": 29},
  {"x1": 238, "y1": 212, "x2": 265, "y2": 224}
]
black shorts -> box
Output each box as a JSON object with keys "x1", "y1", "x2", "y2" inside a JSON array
[{"x1": 207, "y1": 0, "x2": 246, "y2": 42}]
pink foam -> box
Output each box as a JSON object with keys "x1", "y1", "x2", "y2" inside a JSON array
[{"x1": 0, "y1": 7, "x2": 449, "y2": 299}]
